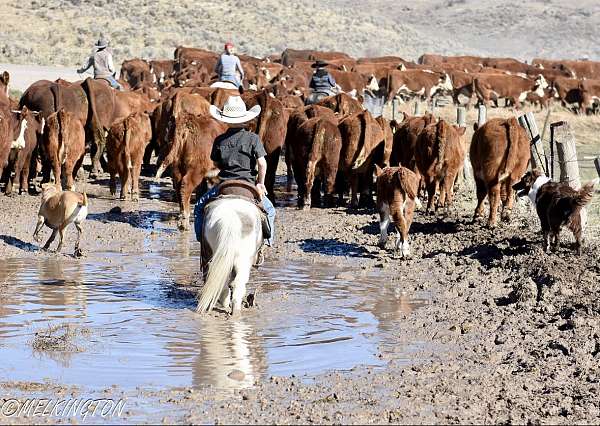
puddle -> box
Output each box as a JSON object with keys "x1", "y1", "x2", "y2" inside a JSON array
[{"x1": 0, "y1": 207, "x2": 427, "y2": 392}]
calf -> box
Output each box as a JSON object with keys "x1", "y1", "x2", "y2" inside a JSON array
[
  {"x1": 155, "y1": 114, "x2": 227, "y2": 230},
  {"x1": 289, "y1": 116, "x2": 342, "y2": 209},
  {"x1": 5, "y1": 107, "x2": 43, "y2": 195},
  {"x1": 415, "y1": 119, "x2": 466, "y2": 213},
  {"x1": 376, "y1": 166, "x2": 419, "y2": 258},
  {"x1": 470, "y1": 117, "x2": 530, "y2": 227},
  {"x1": 473, "y1": 73, "x2": 548, "y2": 108},
  {"x1": 43, "y1": 109, "x2": 85, "y2": 191},
  {"x1": 389, "y1": 112, "x2": 435, "y2": 197},
  {"x1": 317, "y1": 92, "x2": 364, "y2": 116},
  {"x1": 338, "y1": 111, "x2": 387, "y2": 207},
  {"x1": 107, "y1": 112, "x2": 152, "y2": 201},
  {"x1": 386, "y1": 69, "x2": 453, "y2": 102}
]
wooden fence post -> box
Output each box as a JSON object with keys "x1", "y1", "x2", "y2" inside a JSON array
[
  {"x1": 518, "y1": 112, "x2": 547, "y2": 174},
  {"x1": 413, "y1": 101, "x2": 421, "y2": 116},
  {"x1": 552, "y1": 121, "x2": 587, "y2": 229},
  {"x1": 457, "y1": 106, "x2": 466, "y2": 127},
  {"x1": 456, "y1": 106, "x2": 473, "y2": 188},
  {"x1": 477, "y1": 105, "x2": 486, "y2": 127}
]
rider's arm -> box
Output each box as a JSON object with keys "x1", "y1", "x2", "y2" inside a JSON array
[
  {"x1": 257, "y1": 156, "x2": 267, "y2": 186},
  {"x1": 253, "y1": 136, "x2": 268, "y2": 195},
  {"x1": 214, "y1": 57, "x2": 222, "y2": 76},
  {"x1": 77, "y1": 56, "x2": 92, "y2": 74},
  {"x1": 236, "y1": 57, "x2": 245, "y2": 80},
  {"x1": 107, "y1": 54, "x2": 115, "y2": 74}
]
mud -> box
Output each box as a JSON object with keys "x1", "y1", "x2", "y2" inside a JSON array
[{"x1": 0, "y1": 162, "x2": 599, "y2": 423}]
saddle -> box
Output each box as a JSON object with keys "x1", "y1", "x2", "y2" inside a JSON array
[
  {"x1": 305, "y1": 91, "x2": 331, "y2": 105},
  {"x1": 207, "y1": 179, "x2": 271, "y2": 240}
]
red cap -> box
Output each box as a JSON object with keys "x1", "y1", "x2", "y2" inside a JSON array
[{"x1": 225, "y1": 42, "x2": 234, "y2": 48}]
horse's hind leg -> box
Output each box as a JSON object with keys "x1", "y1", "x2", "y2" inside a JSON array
[
  {"x1": 217, "y1": 287, "x2": 231, "y2": 312},
  {"x1": 230, "y1": 258, "x2": 252, "y2": 315}
]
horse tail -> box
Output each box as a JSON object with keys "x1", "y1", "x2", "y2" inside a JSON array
[{"x1": 196, "y1": 214, "x2": 240, "y2": 313}]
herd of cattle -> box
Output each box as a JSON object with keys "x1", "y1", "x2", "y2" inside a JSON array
[{"x1": 0, "y1": 47, "x2": 587, "y2": 235}]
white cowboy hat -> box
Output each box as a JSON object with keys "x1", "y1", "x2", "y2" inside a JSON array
[{"x1": 209, "y1": 96, "x2": 261, "y2": 124}]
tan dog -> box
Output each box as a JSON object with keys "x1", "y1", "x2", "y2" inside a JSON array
[{"x1": 33, "y1": 184, "x2": 88, "y2": 256}]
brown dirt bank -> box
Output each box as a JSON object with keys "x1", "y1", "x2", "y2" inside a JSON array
[{"x1": 0, "y1": 170, "x2": 599, "y2": 423}]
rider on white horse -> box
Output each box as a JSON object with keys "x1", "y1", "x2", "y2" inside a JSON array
[{"x1": 194, "y1": 96, "x2": 276, "y2": 248}]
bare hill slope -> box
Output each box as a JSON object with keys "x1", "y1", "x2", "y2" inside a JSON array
[{"x1": 1, "y1": 0, "x2": 599, "y2": 66}]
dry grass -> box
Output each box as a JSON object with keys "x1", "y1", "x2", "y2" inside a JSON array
[{"x1": 1, "y1": 0, "x2": 599, "y2": 66}]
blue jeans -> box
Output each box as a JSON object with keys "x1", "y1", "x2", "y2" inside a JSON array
[
  {"x1": 100, "y1": 76, "x2": 123, "y2": 91},
  {"x1": 194, "y1": 186, "x2": 275, "y2": 246}
]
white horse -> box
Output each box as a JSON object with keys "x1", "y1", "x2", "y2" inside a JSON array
[{"x1": 197, "y1": 198, "x2": 263, "y2": 315}]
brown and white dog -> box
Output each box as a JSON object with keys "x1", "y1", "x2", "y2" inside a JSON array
[
  {"x1": 375, "y1": 165, "x2": 420, "y2": 258},
  {"x1": 513, "y1": 170, "x2": 598, "y2": 254},
  {"x1": 33, "y1": 184, "x2": 88, "y2": 256}
]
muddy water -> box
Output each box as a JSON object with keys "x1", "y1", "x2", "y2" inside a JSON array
[{"x1": 0, "y1": 212, "x2": 427, "y2": 392}]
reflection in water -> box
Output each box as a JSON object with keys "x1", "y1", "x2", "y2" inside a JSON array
[
  {"x1": 194, "y1": 319, "x2": 266, "y2": 389},
  {"x1": 0, "y1": 218, "x2": 427, "y2": 391}
]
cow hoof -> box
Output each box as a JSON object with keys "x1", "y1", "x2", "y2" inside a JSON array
[
  {"x1": 74, "y1": 248, "x2": 84, "y2": 258},
  {"x1": 178, "y1": 221, "x2": 190, "y2": 231},
  {"x1": 486, "y1": 222, "x2": 497, "y2": 229},
  {"x1": 132, "y1": 194, "x2": 139, "y2": 202}
]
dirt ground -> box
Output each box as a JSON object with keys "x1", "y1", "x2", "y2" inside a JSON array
[{"x1": 0, "y1": 140, "x2": 599, "y2": 424}]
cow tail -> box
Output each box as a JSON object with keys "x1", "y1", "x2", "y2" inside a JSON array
[
  {"x1": 155, "y1": 116, "x2": 179, "y2": 180},
  {"x1": 257, "y1": 93, "x2": 272, "y2": 148},
  {"x1": 434, "y1": 120, "x2": 447, "y2": 176},
  {"x1": 398, "y1": 168, "x2": 417, "y2": 200},
  {"x1": 50, "y1": 83, "x2": 62, "y2": 113},
  {"x1": 57, "y1": 110, "x2": 67, "y2": 165},
  {"x1": 312, "y1": 120, "x2": 327, "y2": 162},
  {"x1": 83, "y1": 78, "x2": 106, "y2": 153},
  {"x1": 124, "y1": 115, "x2": 133, "y2": 170},
  {"x1": 499, "y1": 117, "x2": 519, "y2": 182},
  {"x1": 306, "y1": 120, "x2": 327, "y2": 184}
]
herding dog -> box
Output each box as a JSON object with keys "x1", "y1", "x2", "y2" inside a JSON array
[
  {"x1": 513, "y1": 170, "x2": 598, "y2": 254},
  {"x1": 33, "y1": 184, "x2": 88, "y2": 257},
  {"x1": 376, "y1": 165, "x2": 420, "y2": 258}
]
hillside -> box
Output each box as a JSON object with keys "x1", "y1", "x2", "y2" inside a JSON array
[{"x1": 1, "y1": 0, "x2": 599, "y2": 66}]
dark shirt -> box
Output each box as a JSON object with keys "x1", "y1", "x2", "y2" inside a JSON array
[{"x1": 211, "y1": 128, "x2": 267, "y2": 183}]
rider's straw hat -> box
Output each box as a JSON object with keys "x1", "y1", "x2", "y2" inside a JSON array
[{"x1": 209, "y1": 96, "x2": 261, "y2": 124}]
